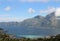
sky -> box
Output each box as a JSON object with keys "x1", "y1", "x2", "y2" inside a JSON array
[{"x1": 0, "y1": 0, "x2": 60, "y2": 22}]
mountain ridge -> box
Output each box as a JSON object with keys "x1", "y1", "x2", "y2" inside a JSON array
[{"x1": 0, "y1": 11, "x2": 60, "y2": 36}]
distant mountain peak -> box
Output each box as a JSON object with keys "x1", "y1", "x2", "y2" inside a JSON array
[
  {"x1": 47, "y1": 11, "x2": 55, "y2": 16},
  {"x1": 34, "y1": 15, "x2": 44, "y2": 19},
  {"x1": 34, "y1": 11, "x2": 56, "y2": 19}
]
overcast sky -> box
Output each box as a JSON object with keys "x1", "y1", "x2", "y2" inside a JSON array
[{"x1": 0, "y1": 0, "x2": 60, "y2": 22}]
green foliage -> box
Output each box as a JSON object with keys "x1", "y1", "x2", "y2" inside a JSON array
[{"x1": 0, "y1": 33, "x2": 60, "y2": 41}]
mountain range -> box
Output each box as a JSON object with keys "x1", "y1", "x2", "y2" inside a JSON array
[{"x1": 0, "y1": 11, "x2": 60, "y2": 36}]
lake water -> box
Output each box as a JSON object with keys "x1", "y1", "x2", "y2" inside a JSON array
[
  {"x1": 16, "y1": 35, "x2": 45, "y2": 38},
  {"x1": 1, "y1": 27, "x2": 60, "y2": 38}
]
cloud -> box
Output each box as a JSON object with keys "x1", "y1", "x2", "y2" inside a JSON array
[
  {"x1": 39, "y1": 7, "x2": 60, "y2": 17},
  {"x1": 0, "y1": 17, "x2": 25, "y2": 22},
  {"x1": 39, "y1": 7, "x2": 56, "y2": 15},
  {"x1": 19, "y1": 0, "x2": 49, "y2": 2},
  {"x1": 55, "y1": 8, "x2": 60, "y2": 16},
  {"x1": 0, "y1": 14, "x2": 26, "y2": 22},
  {"x1": 28, "y1": 8, "x2": 35, "y2": 14},
  {"x1": 4, "y1": 6, "x2": 11, "y2": 11}
]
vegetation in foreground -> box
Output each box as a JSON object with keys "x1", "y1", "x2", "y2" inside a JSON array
[{"x1": 0, "y1": 28, "x2": 60, "y2": 41}]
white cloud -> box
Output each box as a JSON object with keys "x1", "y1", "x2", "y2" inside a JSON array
[
  {"x1": 39, "y1": 7, "x2": 60, "y2": 17},
  {"x1": 0, "y1": 14, "x2": 26, "y2": 22},
  {"x1": 0, "y1": 13, "x2": 24, "y2": 22},
  {"x1": 0, "y1": 17, "x2": 25, "y2": 22},
  {"x1": 39, "y1": 7, "x2": 56, "y2": 15},
  {"x1": 28, "y1": 8, "x2": 35, "y2": 14},
  {"x1": 19, "y1": 0, "x2": 49, "y2": 2},
  {"x1": 4, "y1": 6, "x2": 11, "y2": 11},
  {"x1": 55, "y1": 8, "x2": 60, "y2": 16}
]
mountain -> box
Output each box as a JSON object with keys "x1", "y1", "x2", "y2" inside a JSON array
[
  {"x1": 20, "y1": 12, "x2": 57, "y2": 28},
  {"x1": 45, "y1": 12, "x2": 57, "y2": 27},
  {"x1": 0, "y1": 12, "x2": 57, "y2": 28},
  {"x1": 0, "y1": 11, "x2": 60, "y2": 36},
  {"x1": 20, "y1": 15, "x2": 45, "y2": 28}
]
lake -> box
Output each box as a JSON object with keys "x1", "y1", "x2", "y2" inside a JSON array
[{"x1": 1, "y1": 27, "x2": 60, "y2": 38}]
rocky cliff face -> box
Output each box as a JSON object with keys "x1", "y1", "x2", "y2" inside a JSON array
[{"x1": 45, "y1": 12, "x2": 57, "y2": 27}]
